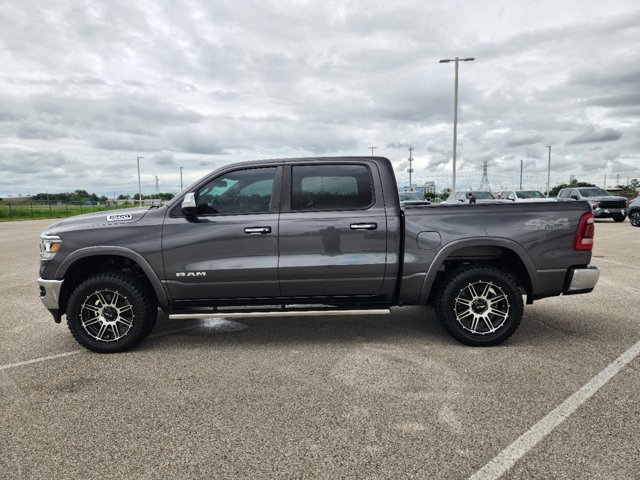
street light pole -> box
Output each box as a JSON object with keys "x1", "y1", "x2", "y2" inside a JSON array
[
  {"x1": 137, "y1": 156, "x2": 144, "y2": 207},
  {"x1": 546, "y1": 146, "x2": 551, "y2": 197},
  {"x1": 180, "y1": 167, "x2": 184, "y2": 190},
  {"x1": 439, "y1": 56, "x2": 475, "y2": 200},
  {"x1": 369, "y1": 146, "x2": 377, "y2": 156},
  {"x1": 520, "y1": 160, "x2": 523, "y2": 190}
]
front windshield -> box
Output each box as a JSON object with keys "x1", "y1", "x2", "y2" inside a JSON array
[
  {"x1": 578, "y1": 188, "x2": 611, "y2": 197},
  {"x1": 472, "y1": 191, "x2": 495, "y2": 200},
  {"x1": 516, "y1": 190, "x2": 545, "y2": 199}
]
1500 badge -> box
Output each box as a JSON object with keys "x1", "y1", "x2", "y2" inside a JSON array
[{"x1": 106, "y1": 213, "x2": 133, "y2": 222}]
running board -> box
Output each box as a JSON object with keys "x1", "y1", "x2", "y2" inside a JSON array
[{"x1": 169, "y1": 309, "x2": 391, "y2": 320}]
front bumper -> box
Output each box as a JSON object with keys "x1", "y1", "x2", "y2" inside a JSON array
[
  {"x1": 593, "y1": 207, "x2": 626, "y2": 218},
  {"x1": 564, "y1": 266, "x2": 600, "y2": 295},
  {"x1": 38, "y1": 278, "x2": 63, "y2": 310}
]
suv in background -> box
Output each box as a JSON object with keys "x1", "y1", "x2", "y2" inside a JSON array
[
  {"x1": 557, "y1": 187, "x2": 627, "y2": 222},
  {"x1": 628, "y1": 195, "x2": 640, "y2": 227},
  {"x1": 498, "y1": 190, "x2": 556, "y2": 203}
]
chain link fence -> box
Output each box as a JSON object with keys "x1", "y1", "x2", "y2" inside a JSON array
[{"x1": 0, "y1": 201, "x2": 132, "y2": 220}]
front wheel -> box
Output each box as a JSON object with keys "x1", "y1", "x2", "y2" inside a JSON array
[
  {"x1": 613, "y1": 215, "x2": 626, "y2": 223},
  {"x1": 66, "y1": 273, "x2": 157, "y2": 353},
  {"x1": 630, "y1": 211, "x2": 640, "y2": 227},
  {"x1": 435, "y1": 266, "x2": 524, "y2": 346}
]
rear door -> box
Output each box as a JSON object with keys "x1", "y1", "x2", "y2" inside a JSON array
[{"x1": 277, "y1": 161, "x2": 388, "y2": 297}]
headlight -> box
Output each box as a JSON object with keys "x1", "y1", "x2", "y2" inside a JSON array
[{"x1": 40, "y1": 235, "x2": 61, "y2": 260}]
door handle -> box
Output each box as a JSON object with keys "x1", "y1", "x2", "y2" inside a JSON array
[
  {"x1": 350, "y1": 223, "x2": 377, "y2": 230},
  {"x1": 244, "y1": 226, "x2": 272, "y2": 235}
]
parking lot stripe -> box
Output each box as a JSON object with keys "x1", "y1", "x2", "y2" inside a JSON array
[
  {"x1": 469, "y1": 339, "x2": 640, "y2": 480},
  {"x1": 0, "y1": 350, "x2": 82, "y2": 371},
  {"x1": 0, "y1": 325, "x2": 195, "y2": 372},
  {"x1": 596, "y1": 257, "x2": 640, "y2": 271}
]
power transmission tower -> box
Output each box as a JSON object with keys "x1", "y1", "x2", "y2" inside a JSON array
[{"x1": 479, "y1": 160, "x2": 491, "y2": 192}]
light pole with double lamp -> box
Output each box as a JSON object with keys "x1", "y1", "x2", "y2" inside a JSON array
[{"x1": 439, "y1": 56, "x2": 475, "y2": 200}]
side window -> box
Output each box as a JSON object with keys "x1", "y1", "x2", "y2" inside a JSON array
[
  {"x1": 196, "y1": 167, "x2": 276, "y2": 215},
  {"x1": 508, "y1": 192, "x2": 516, "y2": 200},
  {"x1": 570, "y1": 189, "x2": 579, "y2": 199},
  {"x1": 291, "y1": 164, "x2": 373, "y2": 211},
  {"x1": 558, "y1": 189, "x2": 569, "y2": 198}
]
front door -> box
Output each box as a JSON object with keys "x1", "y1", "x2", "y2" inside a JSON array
[{"x1": 162, "y1": 165, "x2": 281, "y2": 301}]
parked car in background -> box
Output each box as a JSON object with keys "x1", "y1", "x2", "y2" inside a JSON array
[
  {"x1": 453, "y1": 190, "x2": 497, "y2": 203},
  {"x1": 498, "y1": 190, "x2": 556, "y2": 203},
  {"x1": 557, "y1": 187, "x2": 627, "y2": 222},
  {"x1": 399, "y1": 191, "x2": 431, "y2": 206},
  {"x1": 628, "y1": 195, "x2": 640, "y2": 227}
]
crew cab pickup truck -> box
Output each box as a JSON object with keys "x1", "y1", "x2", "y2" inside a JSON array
[{"x1": 38, "y1": 157, "x2": 600, "y2": 353}]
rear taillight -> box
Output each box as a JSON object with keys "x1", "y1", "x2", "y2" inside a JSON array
[{"x1": 575, "y1": 212, "x2": 595, "y2": 251}]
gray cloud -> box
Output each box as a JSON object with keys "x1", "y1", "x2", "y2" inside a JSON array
[
  {"x1": 0, "y1": 1, "x2": 639, "y2": 196},
  {"x1": 566, "y1": 127, "x2": 623, "y2": 145}
]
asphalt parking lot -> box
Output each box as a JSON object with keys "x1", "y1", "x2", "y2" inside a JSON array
[{"x1": 1, "y1": 218, "x2": 638, "y2": 479}]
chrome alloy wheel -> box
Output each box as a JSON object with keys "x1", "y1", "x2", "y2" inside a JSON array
[
  {"x1": 631, "y1": 211, "x2": 640, "y2": 227},
  {"x1": 453, "y1": 280, "x2": 511, "y2": 335},
  {"x1": 80, "y1": 289, "x2": 135, "y2": 342}
]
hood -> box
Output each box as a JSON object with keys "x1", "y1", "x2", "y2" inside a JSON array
[{"x1": 43, "y1": 207, "x2": 153, "y2": 234}]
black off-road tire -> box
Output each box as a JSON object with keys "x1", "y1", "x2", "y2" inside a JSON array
[
  {"x1": 66, "y1": 273, "x2": 157, "y2": 353},
  {"x1": 613, "y1": 215, "x2": 626, "y2": 223},
  {"x1": 435, "y1": 266, "x2": 524, "y2": 346},
  {"x1": 629, "y1": 211, "x2": 640, "y2": 227}
]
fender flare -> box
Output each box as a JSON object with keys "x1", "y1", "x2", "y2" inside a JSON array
[
  {"x1": 56, "y1": 246, "x2": 169, "y2": 308},
  {"x1": 417, "y1": 237, "x2": 538, "y2": 304}
]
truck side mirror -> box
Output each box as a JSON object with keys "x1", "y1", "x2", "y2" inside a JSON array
[{"x1": 181, "y1": 192, "x2": 197, "y2": 216}]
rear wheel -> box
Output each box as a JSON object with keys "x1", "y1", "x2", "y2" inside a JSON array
[
  {"x1": 435, "y1": 266, "x2": 523, "y2": 346},
  {"x1": 613, "y1": 215, "x2": 626, "y2": 223},
  {"x1": 66, "y1": 273, "x2": 157, "y2": 353},
  {"x1": 630, "y1": 211, "x2": 640, "y2": 227}
]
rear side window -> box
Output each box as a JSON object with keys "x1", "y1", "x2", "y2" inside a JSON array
[{"x1": 291, "y1": 164, "x2": 373, "y2": 211}]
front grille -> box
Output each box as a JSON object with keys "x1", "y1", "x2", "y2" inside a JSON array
[{"x1": 599, "y1": 200, "x2": 626, "y2": 209}]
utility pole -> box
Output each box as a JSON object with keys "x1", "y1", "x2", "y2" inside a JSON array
[
  {"x1": 136, "y1": 156, "x2": 144, "y2": 207},
  {"x1": 180, "y1": 167, "x2": 184, "y2": 190},
  {"x1": 546, "y1": 146, "x2": 551, "y2": 197},
  {"x1": 369, "y1": 146, "x2": 377, "y2": 156},
  {"x1": 604, "y1": 172, "x2": 607, "y2": 188},
  {"x1": 155, "y1": 176, "x2": 159, "y2": 194},
  {"x1": 439, "y1": 56, "x2": 475, "y2": 200},
  {"x1": 408, "y1": 146, "x2": 414, "y2": 191},
  {"x1": 519, "y1": 160, "x2": 523, "y2": 190}
]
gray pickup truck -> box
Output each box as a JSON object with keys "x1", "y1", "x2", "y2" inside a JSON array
[{"x1": 38, "y1": 157, "x2": 600, "y2": 352}]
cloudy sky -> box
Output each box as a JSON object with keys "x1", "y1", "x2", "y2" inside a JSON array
[{"x1": 1, "y1": 0, "x2": 639, "y2": 197}]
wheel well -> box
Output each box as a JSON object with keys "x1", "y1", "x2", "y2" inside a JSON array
[
  {"x1": 58, "y1": 255, "x2": 156, "y2": 315},
  {"x1": 427, "y1": 246, "x2": 532, "y2": 303}
]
